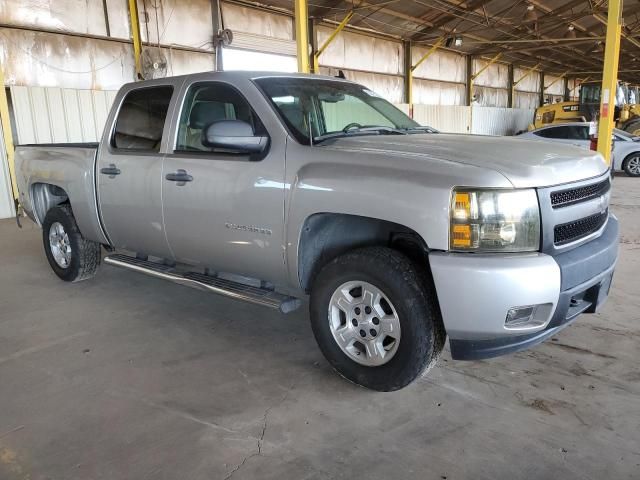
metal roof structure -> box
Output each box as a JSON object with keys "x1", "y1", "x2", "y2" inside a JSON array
[{"x1": 240, "y1": 0, "x2": 640, "y2": 81}]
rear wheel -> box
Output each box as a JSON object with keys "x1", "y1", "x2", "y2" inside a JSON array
[
  {"x1": 623, "y1": 153, "x2": 640, "y2": 177},
  {"x1": 42, "y1": 205, "x2": 101, "y2": 282},
  {"x1": 309, "y1": 247, "x2": 445, "y2": 391}
]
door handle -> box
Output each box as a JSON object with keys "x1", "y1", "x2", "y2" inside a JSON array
[
  {"x1": 165, "y1": 169, "x2": 193, "y2": 186},
  {"x1": 100, "y1": 164, "x2": 121, "y2": 178}
]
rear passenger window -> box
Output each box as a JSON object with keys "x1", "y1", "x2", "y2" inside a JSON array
[
  {"x1": 567, "y1": 126, "x2": 589, "y2": 140},
  {"x1": 112, "y1": 86, "x2": 173, "y2": 152},
  {"x1": 535, "y1": 126, "x2": 570, "y2": 139},
  {"x1": 175, "y1": 82, "x2": 262, "y2": 152}
]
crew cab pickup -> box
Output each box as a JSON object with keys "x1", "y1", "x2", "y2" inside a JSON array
[{"x1": 15, "y1": 72, "x2": 619, "y2": 391}]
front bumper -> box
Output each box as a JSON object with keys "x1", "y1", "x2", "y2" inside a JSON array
[{"x1": 429, "y1": 215, "x2": 619, "y2": 360}]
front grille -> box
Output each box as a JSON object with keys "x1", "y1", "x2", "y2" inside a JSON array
[
  {"x1": 554, "y1": 210, "x2": 608, "y2": 246},
  {"x1": 550, "y1": 178, "x2": 610, "y2": 209}
]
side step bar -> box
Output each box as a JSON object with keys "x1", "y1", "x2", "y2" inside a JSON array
[{"x1": 104, "y1": 254, "x2": 302, "y2": 314}]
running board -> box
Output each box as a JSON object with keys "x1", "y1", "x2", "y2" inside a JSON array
[{"x1": 104, "y1": 254, "x2": 301, "y2": 314}]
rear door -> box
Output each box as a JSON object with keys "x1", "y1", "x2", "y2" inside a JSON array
[
  {"x1": 97, "y1": 83, "x2": 178, "y2": 257},
  {"x1": 161, "y1": 80, "x2": 286, "y2": 283}
]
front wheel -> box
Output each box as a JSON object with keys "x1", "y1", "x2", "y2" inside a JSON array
[
  {"x1": 42, "y1": 205, "x2": 101, "y2": 282},
  {"x1": 623, "y1": 153, "x2": 640, "y2": 177},
  {"x1": 310, "y1": 247, "x2": 445, "y2": 391}
]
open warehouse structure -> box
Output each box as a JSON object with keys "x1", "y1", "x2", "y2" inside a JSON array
[
  {"x1": 0, "y1": 1, "x2": 639, "y2": 479},
  {"x1": 1, "y1": 1, "x2": 640, "y2": 217}
]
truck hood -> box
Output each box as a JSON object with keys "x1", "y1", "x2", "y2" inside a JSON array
[{"x1": 320, "y1": 133, "x2": 608, "y2": 188}]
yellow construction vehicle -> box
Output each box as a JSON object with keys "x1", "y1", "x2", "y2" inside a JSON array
[{"x1": 532, "y1": 81, "x2": 640, "y2": 134}]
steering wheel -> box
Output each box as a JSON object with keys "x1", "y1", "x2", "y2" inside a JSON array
[{"x1": 342, "y1": 122, "x2": 363, "y2": 133}]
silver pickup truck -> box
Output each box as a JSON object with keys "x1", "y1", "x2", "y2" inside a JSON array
[{"x1": 15, "y1": 72, "x2": 619, "y2": 391}]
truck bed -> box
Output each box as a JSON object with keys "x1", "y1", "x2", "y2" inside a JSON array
[{"x1": 14, "y1": 143, "x2": 108, "y2": 245}]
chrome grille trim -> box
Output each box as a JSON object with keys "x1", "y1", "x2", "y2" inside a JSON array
[{"x1": 537, "y1": 172, "x2": 611, "y2": 253}]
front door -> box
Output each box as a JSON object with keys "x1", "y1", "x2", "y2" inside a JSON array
[
  {"x1": 161, "y1": 80, "x2": 286, "y2": 283},
  {"x1": 97, "y1": 84, "x2": 177, "y2": 258}
]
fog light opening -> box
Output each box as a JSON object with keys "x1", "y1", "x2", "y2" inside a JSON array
[{"x1": 504, "y1": 304, "x2": 547, "y2": 330}]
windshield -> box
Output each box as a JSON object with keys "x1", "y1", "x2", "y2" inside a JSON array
[
  {"x1": 579, "y1": 84, "x2": 601, "y2": 105},
  {"x1": 614, "y1": 128, "x2": 640, "y2": 141},
  {"x1": 254, "y1": 77, "x2": 424, "y2": 144},
  {"x1": 614, "y1": 128, "x2": 633, "y2": 139}
]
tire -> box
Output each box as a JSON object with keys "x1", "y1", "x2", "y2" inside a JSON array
[
  {"x1": 309, "y1": 246, "x2": 445, "y2": 391},
  {"x1": 622, "y1": 153, "x2": 640, "y2": 177},
  {"x1": 42, "y1": 205, "x2": 101, "y2": 282}
]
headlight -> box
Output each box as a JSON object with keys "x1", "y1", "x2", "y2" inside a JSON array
[{"x1": 450, "y1": 188, "x2": 540, "y2": 252}]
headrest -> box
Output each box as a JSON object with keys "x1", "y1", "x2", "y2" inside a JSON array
[
  {"x1": 189, "y1": 102, "x2": 227, "y2": 130},
  {"x1": 115, "y1": 103, "x2": 164, "y2": 141}
]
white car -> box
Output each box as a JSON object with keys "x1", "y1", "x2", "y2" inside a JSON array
[{"x1": 518, "y1": 122, "x2": 640, "y2": 177}]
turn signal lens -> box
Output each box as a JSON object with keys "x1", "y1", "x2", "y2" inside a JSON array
[
  {"x1": 452, "y1": 224, "x2": 471, "y2": 247},
  {"x1": 453, "y1": 193, "x2": 471, "y2": 220}
]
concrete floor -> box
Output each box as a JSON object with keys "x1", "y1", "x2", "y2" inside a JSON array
[{"x1": 0, "y1": 176, "x2": 639, "y2": 480}]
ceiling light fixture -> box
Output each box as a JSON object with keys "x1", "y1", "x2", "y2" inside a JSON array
[
  {"x1": 524, "y1": 4, "x2": 537, "y2": 23},
  {"x1": 565, "y1": 25, "x2": 577, "y2": 39}
]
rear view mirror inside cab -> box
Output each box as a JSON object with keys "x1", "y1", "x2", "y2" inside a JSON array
[{"x1": 317, "y1": 92, "x2": 346, "y2": 103}]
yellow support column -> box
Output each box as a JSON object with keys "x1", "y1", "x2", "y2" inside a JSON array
[
  {"x1": 469, "y1": 52, "x2": 502, "y2": 104},
  {"x1": 597, "y1": 0, "x2": 623, "y2": 166},
  {"x1": 0, "y1": 63, "x2": 18, "y2": 210},
  {"x1": 128, "y1": 0, "x2": 143, "y2": 79},
  {"x1": 294, "y1": 0, "x2": 310, "y2": 74}
]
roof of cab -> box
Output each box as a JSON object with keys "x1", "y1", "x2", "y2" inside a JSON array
[{"x1": 121, "y1": 70, "x2": 354, "y2": 89}]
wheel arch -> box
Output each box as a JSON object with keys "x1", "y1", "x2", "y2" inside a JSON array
[
  {"x1": 622, "y1": 151, "x2": 640, "y2": 175},
  {"x1": 297, "y1": 212, "x2": 431, "y2": 293},
  {"x1": 30, "y1": 182, "x2": 69, "y2": 225}
]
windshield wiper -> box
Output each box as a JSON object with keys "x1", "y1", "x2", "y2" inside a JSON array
[
  {"x1": 401, "y1": 126, "x2": 439, "y2": 134},
  {"x1": 313, "y1": 125, "x2": 407, "y2": 144}
]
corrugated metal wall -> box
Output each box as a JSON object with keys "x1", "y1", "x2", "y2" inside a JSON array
[
  {"x1": 10, "y1": 87, "x2": 117, "y2": 144},
  {"x1": 471, "y1": 107, "x2": 535, "y2": 136},
  {"x1": 411, "y1": 104, "x2": 471, "y2": 134},
  {"x1": 472, "y1": 58, "x2": 509, "y2": 107},
  {"x1": 398, "y1": 104, "x2": 534, "y2": 135}
]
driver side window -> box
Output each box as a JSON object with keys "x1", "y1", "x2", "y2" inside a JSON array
[{"x1": 175, "y1": 82, "x2": 259, "y2": 152}]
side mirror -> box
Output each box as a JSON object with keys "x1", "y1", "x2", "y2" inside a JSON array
[{"x1": 202, "y1": 120, "x2": 268, "y2": 154}]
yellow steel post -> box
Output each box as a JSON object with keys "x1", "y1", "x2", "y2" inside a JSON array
[
  {"x1": 407, "y1": 67, "x2": 413, "y2": 106},
  {"x1": 294, "y1": 0, "x2": 310, "y2": 73},
  {"x1": 0, "y1": 63, "x2": 18, "y2": 209},
  {"x1": 597, "y1": 0, "x2": 623, "y2": 165},
  {"x1": 469, "y1": 52, "x2": 502, "y2": 104},
  {"x1": 314, "y1": 11, "x2": 353, "y2": 73},
  {"x1": 128, "y1": 0, "x2": 143, "y2": 79}
]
